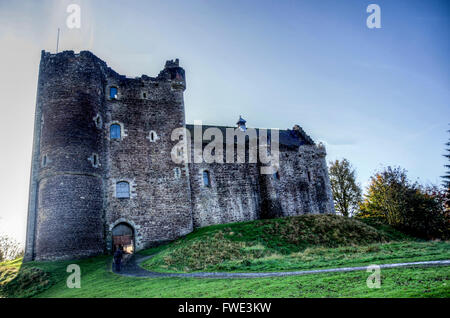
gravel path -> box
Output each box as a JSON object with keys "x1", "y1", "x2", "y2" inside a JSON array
[{"x1": 113, "y1": 254, "x2": 450, "y2": 279}]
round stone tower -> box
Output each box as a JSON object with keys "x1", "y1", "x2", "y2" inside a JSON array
[{"x1": 25, "y1": 51, "x2": 107, "y2": 261}]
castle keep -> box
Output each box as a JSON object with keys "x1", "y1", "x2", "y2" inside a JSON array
[{"x1": 24, "y1": 50, "x2": 334, "y2": 261}]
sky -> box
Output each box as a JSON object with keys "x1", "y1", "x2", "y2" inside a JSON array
[{"x1": 0, "y1": 0, "x2": 448, "y2": 245}]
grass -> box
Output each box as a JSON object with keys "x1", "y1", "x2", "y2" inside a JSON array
[
  {"x1": 1, "y1": 214, "x2": 449, "y2": 298},
  {"x1": 1, "y1": 255, "x2": 448, "y2": 298},
  {"x1": 0, "y1": 258, "x2": 52, "y2": 298},
  {"x1": 141, "y1": 214, "x2": 446, "y2": 273}
]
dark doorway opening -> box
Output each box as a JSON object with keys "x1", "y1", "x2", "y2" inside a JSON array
[{"x1": 112, "y1": 223, "x2": 134, "y2": 254}]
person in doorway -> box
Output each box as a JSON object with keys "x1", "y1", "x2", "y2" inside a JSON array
[{"x1": 114, "y1": 245, "x2": 124, "y2": 272}]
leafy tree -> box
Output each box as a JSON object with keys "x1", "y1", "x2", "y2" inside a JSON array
[
  {"x1": 358, "y1": 167, "x2": 409, "y2": 225},
  {"x1": 329, "y1": 159, "x2": 362, "y2": 217},
  {"x1": 358, "y1": 166, "x2": 449, "y2": 239}
]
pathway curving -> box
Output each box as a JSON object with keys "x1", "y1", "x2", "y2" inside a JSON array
[{"x1": 113, "y1": 254, "x2": 450, "y2": 279}]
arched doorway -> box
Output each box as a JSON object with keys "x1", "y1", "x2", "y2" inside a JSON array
[{"x1": 112, "y1": 223, "x2": 134, "y2": 254}]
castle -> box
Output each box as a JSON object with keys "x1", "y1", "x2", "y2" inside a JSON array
[{"x1": 24, "y1": 50, "x2": 334, "y2": 261}]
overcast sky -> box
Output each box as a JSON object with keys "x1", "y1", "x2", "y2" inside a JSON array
[{"x1": 0, "y1": 0, "x2": 448, "y2": 244}]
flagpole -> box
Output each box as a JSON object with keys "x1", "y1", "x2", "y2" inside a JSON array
[{"x1": 56, "y1": 28, "x2": 60, "y2": 53}]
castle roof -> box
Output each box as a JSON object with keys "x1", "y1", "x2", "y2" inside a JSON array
[{"x1": 185, "y1": 124, "x2": 315, "y2": 148}]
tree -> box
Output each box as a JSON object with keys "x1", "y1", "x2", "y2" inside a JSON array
[
  {"x1": 0, "y1": 235, "x2": 23, "y2": 262},
  {"x1": 358, "y1": 166, "x2": 409, "y2": 225},
  {"x1": 358, "y1": 166, "x2": 449, "y2": 239},
  {"x1": 329, "y1": 159, "x2": 362, "y2": 217},
  {"x1": 442, "y1": 128, "x2": 450, "y2": 212},
  {"x1": 442, "y1": 129, "x2": 450, "y2": 188}
]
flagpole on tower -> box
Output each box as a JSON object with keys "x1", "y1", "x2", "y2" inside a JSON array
[{"x1": 56, "y1": 28, "x2": 60, "y2": 53}]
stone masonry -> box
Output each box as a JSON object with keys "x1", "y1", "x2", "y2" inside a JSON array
[{"x1": 24, "y1": 50, "x2": 334, "y2": 261}]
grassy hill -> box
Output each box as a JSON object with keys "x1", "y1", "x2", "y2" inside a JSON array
[
  {"x1": 1, "y1": 214, "x2": 449, "y2": 298},
  {"x1": 140, "y1": 214, "x2": 448, "y2": 273}
]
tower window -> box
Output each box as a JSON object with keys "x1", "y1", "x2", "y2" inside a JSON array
[
  {"x1": 89, "y1": 153, "x2": 100, "y2": 168},
  {"x1": 149, "y1": 130, "x2": 157, "y2": 142},
  {"x1": 174, "y1": 167, "x2": 181, "y2": 179},
  {"x1": 42, "y1": 155, "x2": 47, "y2": 167},
  {"x1": 142, "y1": 92, "x2": 147, "y2": 99},
  {"x1": 94, "y1": 114, "x2": 102, "y2": 129},
  {"x1": 110, "y1": 124, "x2": 121, "y2": 139},
  {"x1": 202, "y1": 170, "x2": 211, "y2": 187},
  {"x1": 110, "y1": 87, "x2": 118, "y2": 99},
  {"x1": 273, "y1": 171, "x2": 280, "y2": 180},
  {"x1": 116, "y1": 181, "x2": 130, "y2": 198},
  {"x1": 307, "y1": 171, "x2": 311, "y2": 182}
]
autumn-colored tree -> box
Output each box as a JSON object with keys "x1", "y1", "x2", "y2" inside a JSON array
[
  {"x1": 328, "y1": 159, "x2": 362, "y2": 217},
  {"x1": 358, "y1": 166, "x2": 449, "y2": 239},
  {"x1": 358, "y1": 167, "x2": 409, "y2": 224}
]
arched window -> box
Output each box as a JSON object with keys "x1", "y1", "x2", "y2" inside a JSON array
[
  {"x1": 116, "y1": 181, "x2": 130, "y2": 198},
  {"x1": 110, "y1": 87, "x2": 118, "y2": 99},
  {"x1": 110, "y1": 124, "x2": 121, "y2": 139},
  {"x1": 202, "y1": 170, "x2": 211, "y2": 187}
]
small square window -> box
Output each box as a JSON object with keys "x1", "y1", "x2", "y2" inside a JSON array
[
  {"x1": 110, "y1": 87, "x2": 118, "y2": 99},
  {"x1": 202, "y1": 170, "x2": 211, "y2": 187},
  {"x1": 116, "y1": 181, "x2": 130, "y2": 198},
  {"x1": 110, "y1": 124, "x2": 121, "y2": 139}
]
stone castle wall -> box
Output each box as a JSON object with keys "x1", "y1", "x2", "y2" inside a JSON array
[
  {"x1": 188, "y1": 133, "x2": 335, "y2": 228},
  {"x1": 24, "y1": 50, "x2": 334, "y2": 261},
  {"x1": 259, "y1": 144, "x2": 334, "y2": 219}
]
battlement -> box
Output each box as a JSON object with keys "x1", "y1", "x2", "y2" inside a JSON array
[
  {"x1": 165, "y1": 58, "x2": 180, "y2": 68},
  {"x1": 40, "y1": 50, "x2": 185, "y2": 84}
]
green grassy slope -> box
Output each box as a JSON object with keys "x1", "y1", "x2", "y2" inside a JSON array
[
  {"x1": 1, "y1": 214, "x2": 449, "y2": 298},
  {"x1": 141, "y1": 214, "x2": 448, "y2": 273},
  {"x1": 1, "y1": 256, "x2": 449, "y2": 298}
]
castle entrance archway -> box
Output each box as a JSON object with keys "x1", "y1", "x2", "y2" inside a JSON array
[{"x1": 112, "y1": 223, "x2": 134, "y2": 254}]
